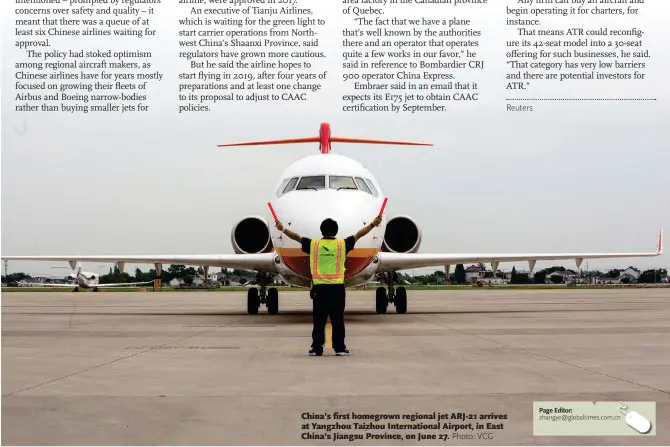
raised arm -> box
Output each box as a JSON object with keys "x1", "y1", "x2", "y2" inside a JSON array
[
  {"x1": 276, "y1": 221, "x2": 302, "y2": 243},
  {"x1": 354, "y1": 216, "x2": 382, "y2": 242}
]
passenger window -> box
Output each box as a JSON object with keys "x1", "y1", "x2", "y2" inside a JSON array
[
  {"x1": 329, "y1": 176, "x2": 358, "y2": 190},
  {"x1": 354, "y1": 177, "x2": 372, "y2": 194},
  {"x1": 364, "y1": 178, "x2": 378, "y2": 197},
  {"x1": 296, "y1": 175, "x2": 326, "y2": 190},
  {"x1": 282, "y1": 177, "x2": 299, "y2": 193}
]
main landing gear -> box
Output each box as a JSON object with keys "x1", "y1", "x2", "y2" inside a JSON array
[
  {"x1": 247, "y1": 272, "x2": 279, "y2": 315},
  {"x1": 375, "y1": 272, "x2": 407, "y2": 314}
]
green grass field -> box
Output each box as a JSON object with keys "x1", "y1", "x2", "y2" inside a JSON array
[{"x1": 2, "y1": 284, "x2": 667, "y2": 293}]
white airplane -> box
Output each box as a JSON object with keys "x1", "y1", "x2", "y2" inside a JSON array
[
  {"x1": 17, "y1": 261, "x2": 152, "y2": 292},
  {"x1": 2, "y1": 123, "x2": 663, "y2": 313}
]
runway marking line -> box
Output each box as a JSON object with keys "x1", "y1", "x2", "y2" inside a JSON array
[{"x1": 325, "y1": 320, "x2": 332, "y2": 348}]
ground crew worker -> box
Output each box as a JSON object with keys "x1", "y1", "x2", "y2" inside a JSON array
[{"x1": 276, "y1": 216, "x2": 382, "y2": 356}]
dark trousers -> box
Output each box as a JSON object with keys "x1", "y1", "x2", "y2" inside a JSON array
[{"x1": 311, "y1": 285, "x2": 346, "y2": 352}]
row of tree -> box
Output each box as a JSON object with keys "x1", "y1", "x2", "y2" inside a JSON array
[
  {"x1": 1, "y1": 266, "x2": 256, "y2": 286},
  {"x1": 3, "y1": 265, "x2": 667, "y2": 285},
  {"x1": 396, "y1": 265, "x2": 668, "y2": 285},
  {"x1": 98, "y1": 266, "x2": 255, "y2": 285}
]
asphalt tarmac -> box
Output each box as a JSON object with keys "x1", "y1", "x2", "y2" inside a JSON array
[{"x1": 2, "y1": 288, "x2": 669, "y2": 445}]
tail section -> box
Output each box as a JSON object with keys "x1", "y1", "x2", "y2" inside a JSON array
[
  {"x1": 218, "y1": 122, "x2": 432, "y2": 154},
  {"x1": 66, "y1": 260, "x2": 82, "y2": 273}
]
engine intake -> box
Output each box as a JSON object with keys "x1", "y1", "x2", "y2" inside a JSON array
[
  {"x1": 382, "y1": 215, "x2": 421, "y2": 253},
  {"x1": 231, "y1": 216, "x2": 272, "y2": 254}
]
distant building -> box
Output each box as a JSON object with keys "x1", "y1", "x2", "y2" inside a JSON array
[
  {"x1": 463, "y1": 265, "x2": 510, "y2": 284},
  {"x1": 465, "y1": 264, "x2": 487, "y2": 283},
  {"x1": 618, "y1": 267, "x2": 641, "y2": 283},
  {"x1": 192, "y1": 277, "x2": 205, "y2": 286},
  {"x1": 545, "y1": 270, "x2": 580, "y2": 284}
]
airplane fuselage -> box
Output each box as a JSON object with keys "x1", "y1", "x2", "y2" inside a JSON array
[
  {"x1": 68, "y1": 271, "x2": 100, "y2": 289},
  {"x1": 268, "y1": 153, "x2": 387, "y2": 288},
  {"x1": 77, "y1": 274, "x2": 100, "y2": 289}
]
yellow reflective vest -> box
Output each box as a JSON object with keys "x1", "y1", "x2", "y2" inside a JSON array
[{"x1": 310, "y1": 238, "x2": 346, "y2": 285}]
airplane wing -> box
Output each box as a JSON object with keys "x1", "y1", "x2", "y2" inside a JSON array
[
  {"x1": 95, "y1": 281, "x2": 154, "y2": 287},
  {"x1": 18, "y1": 282, "x2": 77, "y2": 288},
  {"x1": 1, "y1": 254, "x2": 278, "y2": 273},
  {"x1": 17, "y1": 281, "x2": 157, "y2": 288},
  {"x1": 377, "y1": 230, "x2": 663, "y2": 272},
  {"x1": 15, "y1": 281, "x2": 152, "y2": 288}
]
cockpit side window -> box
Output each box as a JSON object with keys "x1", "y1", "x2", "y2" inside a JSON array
[
  {"x1": 329, "y1": 176, "x2": 358, "y2": 190},
  {"x1": 354, "y1": 177, "x2": 372, "y2": 194},
  {"x1": 364, "y1": 178, "x2": 378, "y2": 197},
  {"x1": 296, "y1": 175, "x2": 326, "y2": 190},
  {"x1": 282, "y1": 177, "x2": 299, "y2": 194},
  {"x1": 277, "y1": 178, "x2": 290, "y2": 196}
]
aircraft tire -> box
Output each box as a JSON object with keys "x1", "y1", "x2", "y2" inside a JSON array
[
  {"x1": 375, "y1": 287, "x2": 387, "y2": 314},
  {"x1": 247, "y1": 288, "x2": 260, "y2": 315},
  {"x1": 267, "y1": 287, "x2": 279, "y2": 314},
  {"x1": 395, "y1": 287, "x2": 407, "y2": 314}
]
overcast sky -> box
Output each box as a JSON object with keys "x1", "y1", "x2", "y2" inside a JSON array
[{"x1": 2, "y1": 1, "x2": 668, "y2": 277}]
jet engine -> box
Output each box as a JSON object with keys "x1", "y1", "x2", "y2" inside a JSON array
[
  {"x1": 231, "y1": 216, "x2": 272, "y2": 254},
  {"x1": 381, "y1": 215, "x2": 422, "y2": 253}
]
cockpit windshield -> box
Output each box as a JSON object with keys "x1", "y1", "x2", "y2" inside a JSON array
[
  {"x1": 364, "y1": 178, "x2": 378, "y2": 196},
  {"x1": 281, "y1": 177, "x2": 298, "y2": 194},
  {"x1": 280, "y1": 175, "x2": 378, "y2": 195},
  {"x1": 277, "y1": 178, "x2": 290, "y2": 196},
  {"x1": 296, "y1": 175, "x2": 326, "y2": 190},
  {"x1": 354, "y1": 177, "x2": 371, "y2": 194},
  {"x1": 329, "y1": 176, "x2": 357, "y2": 190}
]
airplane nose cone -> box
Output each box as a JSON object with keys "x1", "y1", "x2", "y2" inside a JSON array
[{"x1": 277, "y1": 190, "x2": 376, "y2": 239}]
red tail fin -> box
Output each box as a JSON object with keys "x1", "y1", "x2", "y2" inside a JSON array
[{"x1": 218, "y1": 122, "x2": 432, "y2": 154}]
